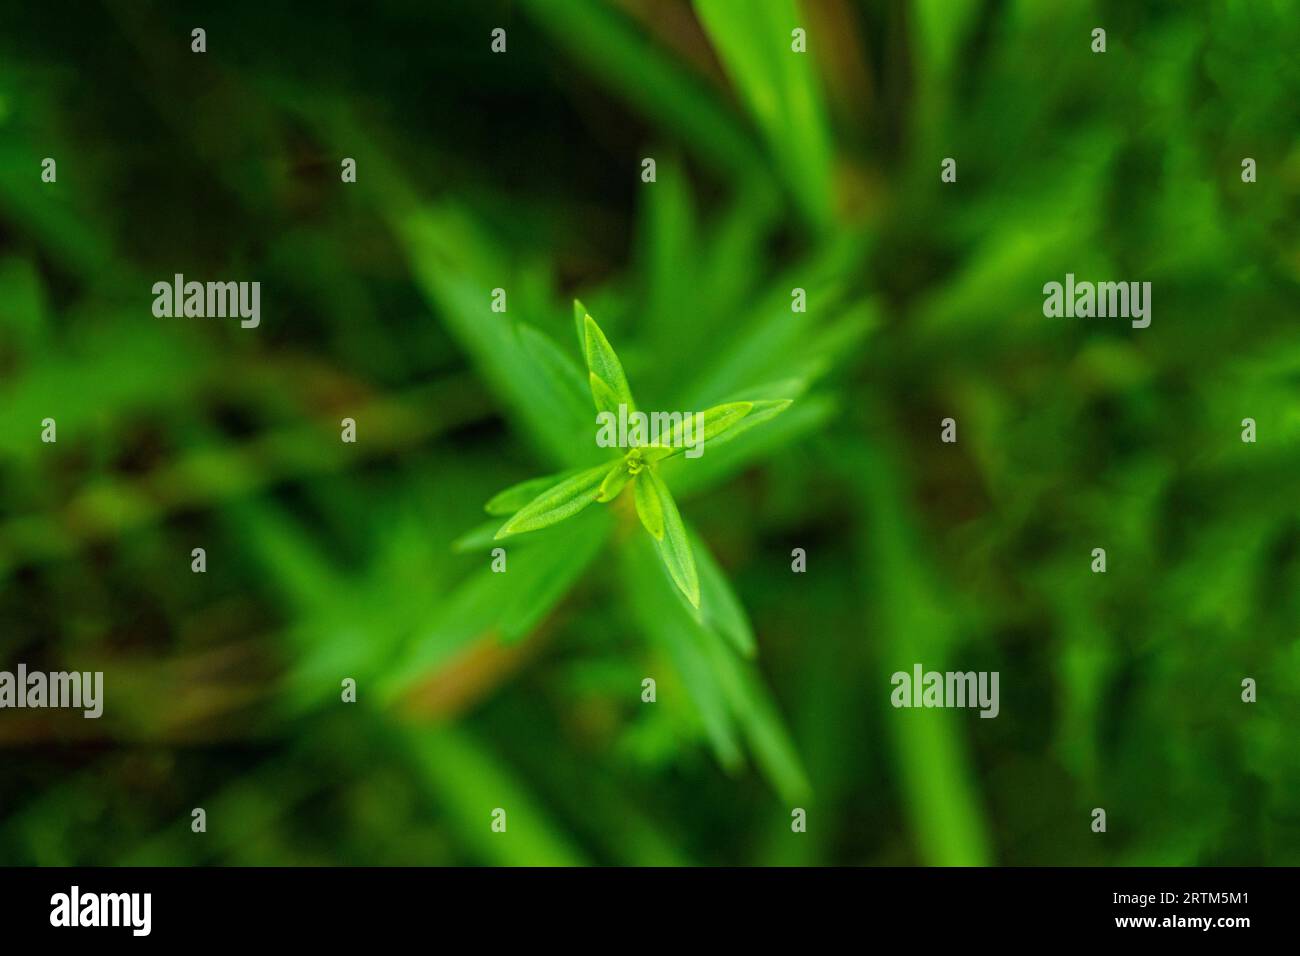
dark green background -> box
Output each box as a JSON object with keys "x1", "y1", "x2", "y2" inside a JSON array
[{"x1": 1, "y1": 0, "x2": 1297, "y2": 865}]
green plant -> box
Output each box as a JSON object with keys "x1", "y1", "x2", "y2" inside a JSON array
[{"x1": 487, "y1": 302, "x2": 791, "y2": 609}]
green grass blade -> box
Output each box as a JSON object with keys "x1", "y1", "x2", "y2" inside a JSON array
[
  {"x1": 840, "y1": 433, "x2": 992, "y2": 865},
  {"x1": 621, "y1": 533, "x2": 808, "y2": 800},
  {"x1": 402, "y1": 725, "x2": 588, "y2": 866},
  {"x1": 691, "y1": 528, "x2": 757, "y2": 658},
  {"x1": 521, "y1": 0, "x2": 761, "y2": 179},
  {"x1": 385, "y1": 510, "x2": 610, "y2": 697},
  {"x1": 620, "y1": 537, "x2": 743, "y2": 769},
  {"x1": 693, "y1": 0, "x2": 834, "y2": 225}
]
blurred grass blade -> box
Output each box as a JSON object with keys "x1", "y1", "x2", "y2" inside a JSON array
[
  {"x1": 521, "y1": 0, "x2": 761, "y2": 178},
  {"x1": 691, "y1": 528, "x2": 757, "y2": 658},
  {"x1": 402, "y1": 725, "x2": 588, "y2": 866},
  {"x1": 386, "y1": 510, "x2": 610, "y2": 696},
  {"x1": 517, "y1": 322, "x2": 593, "y2": 419},
  {"x1": 840, "y1": 432, "x2": 991, "y2": 865},
  {"x1": 693, "y1": 0, "x2": 835, "y2": 225},
  {"x1": 621, "y1": 537, "x2": 742, "y2": 768},
  {"x1": 394, "y1": 206, "x2": 597, "y2": 468},
  {"x1": 452, "y1": 518, "x2": 504, "y2": 553},
  {"x1": 622, "y1": 533, "x2": 808, "y2": 800}
]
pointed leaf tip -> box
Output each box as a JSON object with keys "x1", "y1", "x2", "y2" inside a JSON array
[
  {"x1": 583, "y1": 312, "x2": 635, "y2": 415},
  {"x1": 485, "y1": 471, "x2": 576, "y2": 516},
  {"x1": 642, "y1": 470, "x2": 699, "y2": 607},
  {"x1": 492, "y1": 463, "x2": 610, "y2": 538},
  {"x1": 643, "y1": 401, "x2": 756, "y2": 461}
]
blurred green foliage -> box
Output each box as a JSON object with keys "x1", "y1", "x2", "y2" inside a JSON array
[{"x1": 0, "y1": 0, "x2": 1297, "y2": 866}]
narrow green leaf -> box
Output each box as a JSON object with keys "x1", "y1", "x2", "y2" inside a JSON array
[
  {"x1": 402, "y1": 726, "x2": 588, "y2": 866},
  {"x1": 693, "y1": 0, "x2": 834, "y2": 225},
  {"x1": 494, "y1": 463, "x2": 610, "y2": 539},
  {"x1": 583, "y1": 313, "x2": 635, "y2": 414},
  {"x1": 384, "y1": 511, "x2": 610, "y2": 697},
  {"x1": 668, "y1": 395, "x2": 831, "y2": 497},
  {"x1": 633, "y1": 473, "x2": 664, "y2": 539},
  {"x1": 708, "y1": 643, "x2": 813, "y2": 804},
  {"x1": 620, "y1": 532, "x2": 808, "y2": 798},
  {"x1": 643, "y1": 470, "x2": 699, "y2": 607},
  {"x1": 620, "y1": 537, "x2": 743, "y2": 769},
  {"x1": 516, "y1": 322, "x2": 592, "y2": 420},
  {"x1": 596, "y1": 460, "x2": 631, "y2": 502},
  {"x1": 704, "y1": 398, "x2": 793, "y2": 450},
  {"x1": 588, "y1": 372, "x2": 622, "y2": 418},
  {"x1": 643, "y1": 401, "x2": 757, "y2": 461},
  {"x1": 520, "y1": 0, "x2": 761, "y2": 181},
  {"x1": 843, "y1": 435, "x2": 991, "y2": 863},
  {"x1": 484, "y1": 470, "x2": 576, "y2": 516},
  {"x1": 394, "y1": 208, "x2": 592, "y2": 467}
]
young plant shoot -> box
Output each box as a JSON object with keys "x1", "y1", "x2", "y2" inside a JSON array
[{"x1": 486, "y1": 301, "x2": 792, "y2": 609}]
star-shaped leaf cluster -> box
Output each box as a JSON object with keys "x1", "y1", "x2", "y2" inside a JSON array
[{"x1": 486, "y1": 301, "x2": 792, "y2": 608}]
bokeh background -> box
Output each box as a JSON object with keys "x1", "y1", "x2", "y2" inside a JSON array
[{"x1": 1, "y1": 0, "x2": 1298, "y2": 865}]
